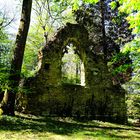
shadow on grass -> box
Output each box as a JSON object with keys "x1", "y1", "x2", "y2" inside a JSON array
[{"x1": 0, "y1": 115, "x2": 140, "y2": 139}]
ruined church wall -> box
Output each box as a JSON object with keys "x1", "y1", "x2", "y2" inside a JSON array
[{"x1": 16, "y1": 23, "x2": 128, "y2": 124}]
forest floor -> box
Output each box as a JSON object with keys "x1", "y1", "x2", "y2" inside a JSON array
[{"x1": 0, "y1": 113, "x2": 140, "y2": 140}]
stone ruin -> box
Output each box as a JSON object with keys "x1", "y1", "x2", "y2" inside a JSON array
[{"x1": 17, "y1": 23, "x2": 132, "y2": 123}]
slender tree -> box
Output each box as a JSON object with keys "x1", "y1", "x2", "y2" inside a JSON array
[
  {"x1": 0, "y1": 0, "x2": 32, "y2": 115},
  {"x1": 100, "y1": 0, "x2": 107, "y2": 61}
]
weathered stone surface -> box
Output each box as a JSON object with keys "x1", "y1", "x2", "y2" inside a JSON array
[{"x1": 17, "y1": 23, "x2": 129, "y2": 124}]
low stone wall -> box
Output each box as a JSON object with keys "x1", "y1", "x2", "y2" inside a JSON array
[{"x1": 16, "y1": 83, "x2": 127, "y2": 123}]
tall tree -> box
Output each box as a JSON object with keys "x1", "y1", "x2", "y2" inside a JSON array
[
  {"x1": 100, "y1": 0, "x2": 107, "y2": 61},
  {"x1": 0, "y1": 0, "x2": 32, "y2": 115}
]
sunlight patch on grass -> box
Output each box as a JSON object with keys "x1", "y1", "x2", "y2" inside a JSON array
[{"x1": 0, "y1": 115, "x2": 140, "y2": 140}]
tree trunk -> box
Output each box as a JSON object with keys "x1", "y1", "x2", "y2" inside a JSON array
[
  {"x1": 0, "y1": 0, "x2": 32, "y2": 115},
  {"x1": 76, "y1": 62, "x2": 79, "y2": 83},
  {"x1": 100, "y1": 0, "x2": 107, "y2": 61}
]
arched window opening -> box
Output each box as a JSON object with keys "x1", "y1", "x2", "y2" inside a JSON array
[{"x1": 62, "y1": 44, "x2": 85, "y2": 86}]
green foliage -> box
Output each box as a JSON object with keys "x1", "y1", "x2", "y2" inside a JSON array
[
  {"x1": 0, "y1": 28, "x2": 13, "y2": 91},
  {"x1": 84, "y1": 0, "x2": 99, "y2": 4},
  {"x1": 22, "y1": 25, "x2": 44, "y2": 77},
  {"x1": 112, "y1": 64, "x2": 131, "y2": 76},
  {"x1": 127, "y1": 94, "x2": 140, "y2": 120},
  {"x1": 0, "y1": 33, "x2": 12, "y2": 68},
  {"x1": 110, "y1": 1, "x2": 117, "y2": 10},
  {"x1": 109, "y1": 52, "x2": 132, "y2": 76},
  {"x1": 62, "y1": 45, "x2": 81, "y2": 84},
  {"x1": 0, "y1": 7, "x2": 16, "y2": 92},
  {"x1": 119, "y1": 0, "x2": 140, "y2": 34},
  {"x1": 72, "y1": 0, "x2": 79, "y2": 10},
  {"x1": 62, "y1": 75, "x2": 80, "y2": 84},
  {"x1": 0, "y1": 68, "x2": 9, "y2": 92},
  {"x1": 64, "y1": 0, "x2": 99, "y2": 11},
  {"x1": 122, "y1": 38, "x2": 140, "y2": 68},
  {"x1": 119, "y1": 0, "x2": 140, "y2": 13},
  {"x1": 133, "y1": 95, "x2": 140, "y2": 119},
  {"x1": 112, "y1": 0, "x2": 140, "y2": 114},
  {"x1": 119, "y1": 0, "x2": 140, "y2": 101}
]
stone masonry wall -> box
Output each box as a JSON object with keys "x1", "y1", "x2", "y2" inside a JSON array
[{"x1": 17, "y1": 23, "x2": 128, "y2": 124}]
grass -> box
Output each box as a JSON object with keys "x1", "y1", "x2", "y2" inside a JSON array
[{"x1": 0, "y1": 113, "x2": 140, "y2": 140}]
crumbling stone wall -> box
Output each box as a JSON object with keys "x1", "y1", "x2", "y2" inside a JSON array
[{"x1": 18, "y1": 23, "x2": 130, "y2": 123}]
